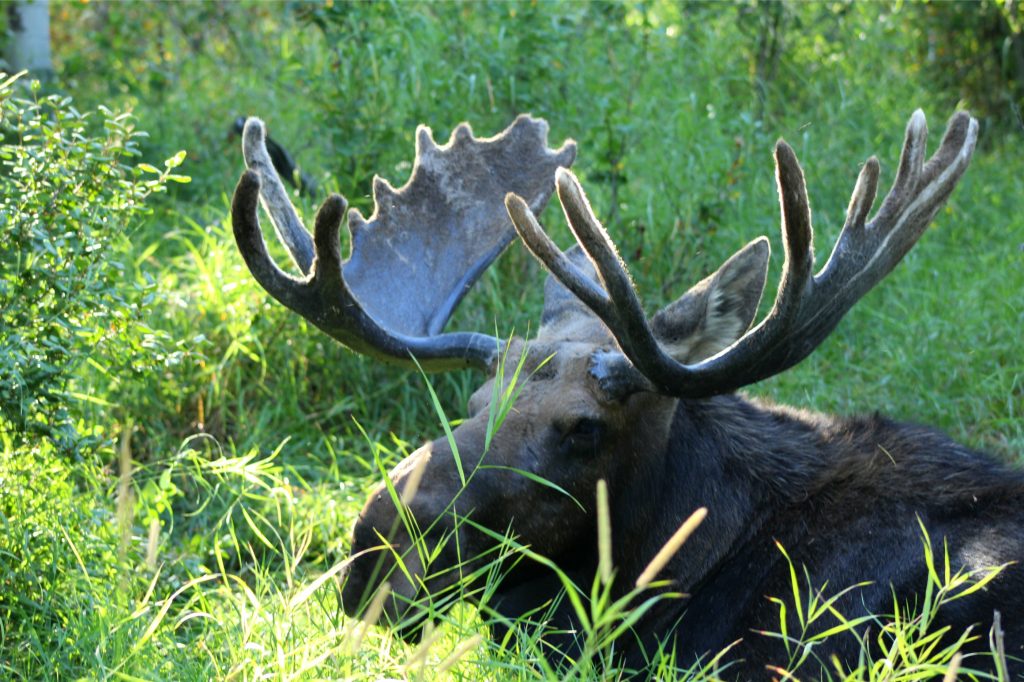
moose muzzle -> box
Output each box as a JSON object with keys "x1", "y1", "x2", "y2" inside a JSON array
[{"x1": 340, "y1": 439, "x2": 470, "y2": 633}]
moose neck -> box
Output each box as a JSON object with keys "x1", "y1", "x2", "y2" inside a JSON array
[{"x1": 610, "y1": 393, "x2": 830, "y2": 593}]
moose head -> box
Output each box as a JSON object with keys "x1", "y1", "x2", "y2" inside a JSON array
[{"x1": 230, "y1": 111, "x2": 1024, "y2": 675}]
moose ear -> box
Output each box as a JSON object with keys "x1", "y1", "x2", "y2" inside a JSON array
[
  {"x1": 651, "y1": 237, "x2": 769, "y2": 364},
  {"x1": 540, "y1": 245, "x2": 602, "y2": 329}
]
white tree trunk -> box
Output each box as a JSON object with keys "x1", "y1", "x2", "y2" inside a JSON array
[{"x1": 6, "y1": 0, "x2": 53, "y2": 79}]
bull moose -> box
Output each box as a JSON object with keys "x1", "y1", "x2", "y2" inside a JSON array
[{"x1": 230, "y1": 111, "x2": 1023, "y2": 678}]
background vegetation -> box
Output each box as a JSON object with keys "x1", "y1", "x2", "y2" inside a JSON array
[{"x1": 0, "y1": 1, "x2": 1021, "y2": 680}]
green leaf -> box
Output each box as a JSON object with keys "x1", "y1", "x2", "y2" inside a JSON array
[{"x1": 165, "y1": 150, "x2": 187, "y2": 168}]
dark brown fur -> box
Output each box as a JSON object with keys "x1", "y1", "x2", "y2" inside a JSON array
[
  {"x1": 598, "y1": 396, "x2": 1024, "y2": 676},
  {"x1": 342, "y1": 339, "x2": 1024, "y2": 678}
]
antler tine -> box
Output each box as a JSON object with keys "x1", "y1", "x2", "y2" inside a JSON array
[
  {"x1": 508, "y1": 170, "x2": 695, "y2": 394},
  {"x1": 873, "y1": 112, "x2": 975, "y2": 252},
  {"x1": 505, "y1": 192, "x2": 610, "y2": 314},
  {"x1": 311, "y1": 193, "x2": 348, "y2": 286},
  {"x1": 552, "y1": 170, "x2": 685, "y2": 382},
  {"x1": 242, "y1": 118, "x2": 315, "y2": 274},
  {"x1": 843, "y1": 156, "x2": 881, "y2": 234},
  {"x1": 681, "y1": 110, "x2": 978, "y2": 395},
  {"x1": 556, "y1": 170, "x2": 648, "y2": 332},
  {"x1": 646, "y1": 139, "x2": 822, "y2": 395},
  {"x1": 763, "y1": 141, "x2": 816, "y2": 332},
  {"x1": 555, "y1": 169, "x2": 634, "y2": 308},
  {"x1": 819, "y1": 111, "x2": 977, "y2": 297},
  {"x1": 519, "y1": 110, "x2": 977, "y2": 400},
  {"x1": 231, "y1": 170, "x2": 312, "y2": 314},
  {"x1": 508, "y1": 171, "x2": 670, "y2": 378}
]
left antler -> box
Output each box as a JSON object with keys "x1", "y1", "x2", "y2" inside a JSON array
[
  {"x1": 506, "y1": 110, "x2": 978, "y2": 397},
  {"x1": 232, "y1": 115, "x2": 576, "y2": 371}
]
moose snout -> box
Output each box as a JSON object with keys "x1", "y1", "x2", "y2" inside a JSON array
[
  {"x1": 341, "y1": 426, "x2": 496, "y2": 631},
  {"x1": 341, "y1": 482, "x2": 419, "y2": 620},
  {"x1": 341, "y1": 528, "x2": 424, "y2": 624},
  {"x1": 340, "y1": 442, "x2": 446, "y2": 624}
]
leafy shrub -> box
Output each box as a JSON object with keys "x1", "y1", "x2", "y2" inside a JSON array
[{"x1": 0, "y1": 73, "x2": 187, "y2": 452}]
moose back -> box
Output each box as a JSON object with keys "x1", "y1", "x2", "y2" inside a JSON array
[{"x1": 229, "y1": 111, "x2": 1023, "y2": 677}]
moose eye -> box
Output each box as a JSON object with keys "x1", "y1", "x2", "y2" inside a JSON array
[{"x1": 559, "y1": 417, "x2": 606, "y2": 456}]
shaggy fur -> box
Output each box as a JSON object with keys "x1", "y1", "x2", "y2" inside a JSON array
[
  {"x1": 501, "y1": 395, "x2": 1024, "y2": 677},
  {"x1": 344, "y1": 361, "x2": 1024, "y2": 679}
]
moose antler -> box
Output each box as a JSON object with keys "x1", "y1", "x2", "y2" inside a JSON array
[
  {"x1": 506, "y1": 110, "x2": 978, "y2": 397},
  {"x1": 232, "y1": 116, "x2": 576, "y2": 371}
]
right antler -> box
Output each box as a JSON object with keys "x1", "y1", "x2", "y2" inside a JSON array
[
  {"x1": 232, "y1": 116, "x2": 576, "y2": 371},
  {"x1": 507, "y1": 110, "x2": 978, "y2": 397}
]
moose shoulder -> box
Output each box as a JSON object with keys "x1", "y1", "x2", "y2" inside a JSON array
[{"x1": 229, "y1": 111, "x2": 1024, "y2": 677}]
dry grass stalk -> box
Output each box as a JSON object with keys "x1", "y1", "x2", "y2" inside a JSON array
[
  {"x1": 116, "y1": 425, "x2": 134, "y2": 563},
  {"x1": 436, "y1": 634, "x2": 483, "y2": 675},
  {"x1": 146, "y1": 518, "x2": 160, "y2": 570},
  {"x1": 401, "y1": 621, "x2": 445, "y2": 675},
  {"x1": 635, "y1": 507, "x2": 708, "y2": 589},
  {"x1": 348, "y1": 581, "x2": 391, "y2": 653},
  {"x1": 942, "y1": 651, "x2": 962, "y2": 682},
  {"x1": 596, "y1": 479, "x2": 612, "y2": 584},
  {"x1": 400, "y1": 449, "x2": 430, "y2": 506}
]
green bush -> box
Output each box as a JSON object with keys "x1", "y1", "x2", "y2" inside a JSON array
[{"x1": 0, "y1": 73, "x2": 186, "y2": 453}]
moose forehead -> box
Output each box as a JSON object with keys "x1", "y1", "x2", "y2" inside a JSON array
[{"x1": 469, "y1": 328, "x2": 622, "y2": 417}]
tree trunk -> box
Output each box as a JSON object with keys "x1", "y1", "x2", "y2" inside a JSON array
[{"x1": 6, "y1": 0, "x2": 53, "y2": 80}]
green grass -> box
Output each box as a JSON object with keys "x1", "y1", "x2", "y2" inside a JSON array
[{"x1": 1, "y1": 2, "x2": 1022, "y2": 679}]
